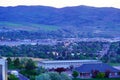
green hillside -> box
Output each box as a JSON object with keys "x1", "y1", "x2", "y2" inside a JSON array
[
  {"x1": 0, "y1": 21, "x2": 60, "y2": 31},
  {"x1": 0, "y1": 6, "x2": 120, "y2": 39}
]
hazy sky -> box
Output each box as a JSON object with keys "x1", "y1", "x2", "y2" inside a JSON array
[{"x1": 1, "y1": 0, "x2": 120, "y2": 8}]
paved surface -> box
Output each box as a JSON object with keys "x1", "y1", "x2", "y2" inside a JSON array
[
  {"x1": 114, "y1": 66, "x2": 120, "y2": 70},
  {"x1": 8, "y1": 70, "x2": 29, "y2": 80},
  {"x1": 19, "y1": 73, "x2": 29, "y2": 80}
]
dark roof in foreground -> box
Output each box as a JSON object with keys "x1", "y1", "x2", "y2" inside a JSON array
[{"x1": 75, "y1": 63, "x2": 120, "y2": 73}]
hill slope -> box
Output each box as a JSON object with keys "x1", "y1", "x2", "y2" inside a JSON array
[{"x1": 0, "y1": 6, "x2": 120, "y2": 39}]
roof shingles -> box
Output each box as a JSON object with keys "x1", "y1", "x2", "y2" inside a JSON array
[{"x1": 75, "y1": 63, "x2": 120, "y2": 73}]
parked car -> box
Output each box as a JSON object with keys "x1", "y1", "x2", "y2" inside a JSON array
[{"x1": 11, "y1": 70, "x2": 19, "y2": 77}]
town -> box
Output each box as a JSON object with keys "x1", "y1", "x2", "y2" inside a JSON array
[
  {"x1": 1, "y1": 38, "x2": 120, "y2": 46},
  {"x1": 1, "y1": 0, "x2": 120, "y2": 80}
]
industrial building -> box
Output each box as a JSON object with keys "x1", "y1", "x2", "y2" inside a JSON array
[{"x1": 39, "y1": 60, "x2": 102, "y2": 69}]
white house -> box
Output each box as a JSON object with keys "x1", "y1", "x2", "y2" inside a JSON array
[{"x1": 38, "y1": 60, "x2": 102, "y2": 69}]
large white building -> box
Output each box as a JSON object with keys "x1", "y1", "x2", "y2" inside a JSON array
[
  {"x1": 39, "y1": 60, "x2": 102, "y2": 69},
  {"x1": 0, "y1": 59, "x2": 7, "y2": 80}
]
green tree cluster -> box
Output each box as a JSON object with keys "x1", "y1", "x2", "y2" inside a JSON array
[
  {"x1": 8, "y1": 74, "x2": 18, "y2": 80},
  {"x1": 36, "y1": 72, "x2": 71, "y2": 80},
  {"x1": 72, "y1": 71, "x2": 79, "y2": 78},
  {"x1": 7, "y1": 57, "x2": 37, "y2": 80},
  {"x1": 7, "y1": 57, "x2": 20, "y2": 69},
  {"x1": 96, "y1": 72, "x2": 105, "y2": 78}
]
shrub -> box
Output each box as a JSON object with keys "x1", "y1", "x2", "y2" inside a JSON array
[
  {"x1": 72, "y1": 71, "x2": 79, "y2": 78},
  {"x1": 96, "y1": 72, "x2": 105, "y2": 78},
  {"x1": 60, "y1": 72, "x2": 72, "y2": 80},
  {"x1": 36, "y1": 72, "x2": 72, "y2": 80},
  {"x1": 48, "y1": 72, "x2": 62, "y2": 80},
  {"x1": 8, "y1": 74, "x2": 18, "y2": 80},
  {"x1": 36, "y1": 73, "x2": 51, "y2": 80}
]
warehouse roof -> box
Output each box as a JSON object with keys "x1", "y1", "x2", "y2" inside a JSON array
[{"x1": 40, "y1": 60, "x2": 102, "y2": 64}]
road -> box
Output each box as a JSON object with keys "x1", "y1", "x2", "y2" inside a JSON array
[
  {"x1": 114, "y1": 66, "x2": 120, "y2": 70},
  {"x1": 98, "y1": 44, "x2": 111, "y2": 59},
  {"x1": 19, "y1": 73, "x2": 29, "y2": 80}
]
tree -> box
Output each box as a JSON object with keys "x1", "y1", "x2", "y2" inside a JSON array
[
  {"x1": 8, "y1": 74, "x2": 18, "y2": 80},
  {"x1": 20, "y1": 59, "x2": 37, "y2": 80},
  {"x1": 60, "y1": 73, "x2": 72, "y2": 80},
  {"x1": 36, "y1": 67, "x2": 46, "y2": 75},
  {"x1": 7, "y1": 57, "x2": 14, "y2": 69},
  {"x1": 36, "y1": 72, "x2": 71, "y2": 80},
  {"x1": 7, "y1": 57, "x2": 12, "y2": 65},
  {"x1": 25, "y1": 59, "x2": 36, "y2": 70},
  {"x1": 7, "y1": 57, "x2": 12, "y2": 64},
  {"x1": 48, "y1": 72, "x2": 62, "y2": 80},
  {"x1": 20, "y1": 58, "x2": 29, "y2": 68},
  {"x1": 36, "y1": 73, "x2": 51, "y2": 80},
  {"x1": 14, "y1": 58, "x2": 20, "y2": 68},
  {"x1": 72, "y1": 71, "x2": 79, "y2": 78}
]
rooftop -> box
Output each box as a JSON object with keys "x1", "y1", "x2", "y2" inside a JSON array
[{"x1": 40, "y1": 60, "x2": 102, "y2": 64}]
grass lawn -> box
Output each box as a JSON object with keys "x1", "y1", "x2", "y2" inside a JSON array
[{"x1": 73, "y1": 78, "x2": 120, "y2": 80}]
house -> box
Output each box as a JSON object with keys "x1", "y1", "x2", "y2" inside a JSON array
[
  {"x1": 0, "y1": 58, "x2": 7, "y2": 80},
  {"x1": 38, "y1": 60, "x2": 102, "y2": 69},
  {"x1": 74, "y1": 63, "x2": 120, "y2": 78}
]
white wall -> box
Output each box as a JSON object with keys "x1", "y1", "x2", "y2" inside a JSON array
[{"x1": 0, "y1": 59, "x2": 7, "y2": 80}]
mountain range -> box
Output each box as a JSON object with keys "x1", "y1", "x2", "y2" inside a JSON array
[{"x1": 0, "y1": 5, "x2": 120, "y2": 39}]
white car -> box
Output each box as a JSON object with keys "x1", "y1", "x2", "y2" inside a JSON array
[{"x1": 11, "y1": 70, "x2": 19, "y2": 77}]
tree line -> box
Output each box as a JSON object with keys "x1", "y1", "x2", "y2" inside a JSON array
[{"x1": 1, "y1": 41, "x2": 120, "y2": 63}]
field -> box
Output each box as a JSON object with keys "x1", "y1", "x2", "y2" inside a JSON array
[{"x1": 0, "y1": 21, "x2": 60, "y2": 31}]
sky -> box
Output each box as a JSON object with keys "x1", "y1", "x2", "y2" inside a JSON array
[{"x1": 0, "y1": 0, "x2": 120, "y2": 8}]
